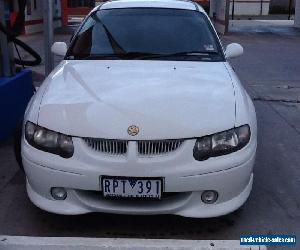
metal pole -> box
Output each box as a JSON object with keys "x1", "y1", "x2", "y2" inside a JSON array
[
  {"x1": 43, "y1": 0, "x2": 54, "y2": 76},
  {"x1": 295, "y1": 0, "x2": 300, "y2": 28},
  {"x1": 225, "y1": 0, "x2": 230, "y2": 34},
  {"x1": 288, "y1": 0, "x2": 293, "y2": 20},
  {"x1": 0, "y1": 0, "x2": 12, "y2": 77},
  {"x1": 231, "y1": 0, "x2": 235, "y2": 20}
]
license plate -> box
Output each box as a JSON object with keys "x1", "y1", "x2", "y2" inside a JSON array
[{"x1": 101, "y1": 176, "x2": 163, "y2": 200}]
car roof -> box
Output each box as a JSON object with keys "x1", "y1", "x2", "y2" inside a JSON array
[{"x1": 98, "y1": 0, "x2": 205, "y2": 12}]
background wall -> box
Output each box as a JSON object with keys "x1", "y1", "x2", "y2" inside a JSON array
[
  {"x1": 24, "y1": 0, "x2": 61, "y2": 34},
  {"x1": 229, "y1": 0, "x2": 271, "y2": 16}
]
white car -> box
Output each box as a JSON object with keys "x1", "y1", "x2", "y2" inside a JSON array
[{"x1": 21, "y1": 0, "x2": 257, "y2": 218}]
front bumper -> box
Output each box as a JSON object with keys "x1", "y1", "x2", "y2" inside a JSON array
[{"x1": 22, "y1": 136, "x2": 256, "y2": 218}]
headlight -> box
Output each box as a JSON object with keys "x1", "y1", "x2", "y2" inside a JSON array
[
  {"x1": 193, "y1": 125, "x2": 251, "y2": 161},
  {"x1": 25, "y1": 121, "x2": 74, "y2": 158}
]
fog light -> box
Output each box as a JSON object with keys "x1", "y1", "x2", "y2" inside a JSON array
[
  {"x1": 201, "y1": 190, "x2": 218, "y2": 204},
  {"x1": 51, "y1": 187, "x2": 67, "y2": 200}
]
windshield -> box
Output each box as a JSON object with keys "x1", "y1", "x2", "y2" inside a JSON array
[{"x1": 67, "y1": 8, "x2": 224, "y2": 61}]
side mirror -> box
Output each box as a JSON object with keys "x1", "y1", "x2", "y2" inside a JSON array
[
  {"x1": 225, "y1": 43, "x2": 243, "y2": 59},
  {"x1": 51, "y1": 42, "x2": 68, "y2": 56}
]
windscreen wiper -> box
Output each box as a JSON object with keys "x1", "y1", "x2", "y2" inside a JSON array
[
  {"x1": 69, "y1": 52, "x2": 161, "y2": 60},
  {"x1": 132, "y1": 51, "x2": 220, "y2": 59},
  {"x1": 66, "y1": 51, "x2": 220, "y2": 60},
  {"x1": 68, "y1": 54, "x2": 122, "y2": 60},
  {"x1": 118, "y1": 52, "x2": 162, "y2": 59}
]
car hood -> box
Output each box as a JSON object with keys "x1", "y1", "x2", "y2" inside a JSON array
[{"x1": 38, "y1": 60, "x2": 236, "y2": 139}]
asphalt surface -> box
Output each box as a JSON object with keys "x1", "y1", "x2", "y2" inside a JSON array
[{"x1": 0, "y1": 24, "x2": 299, "y2": 247}]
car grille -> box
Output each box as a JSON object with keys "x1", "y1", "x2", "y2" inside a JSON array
[
  {"x1": 84, "y1": 138, "x2": 128, "y2": 156},
  {"x1": 83, "y1": 138, "x2": 184, "y2": 157},
  {"x1": 137, "y1": 139, "x2": 183, "y2": 156}
]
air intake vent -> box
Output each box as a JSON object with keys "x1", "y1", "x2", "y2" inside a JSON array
[
  {"x1": 138, "y1": 140, "x2": 183, "y2": 156},
  {"x1": 84, "y1": 138, "x2": 128, "y2": 155}
]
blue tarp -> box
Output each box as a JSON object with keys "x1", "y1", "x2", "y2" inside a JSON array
[{"x1": 0, "y1": 69, "x2": 34, "y2": 142}]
